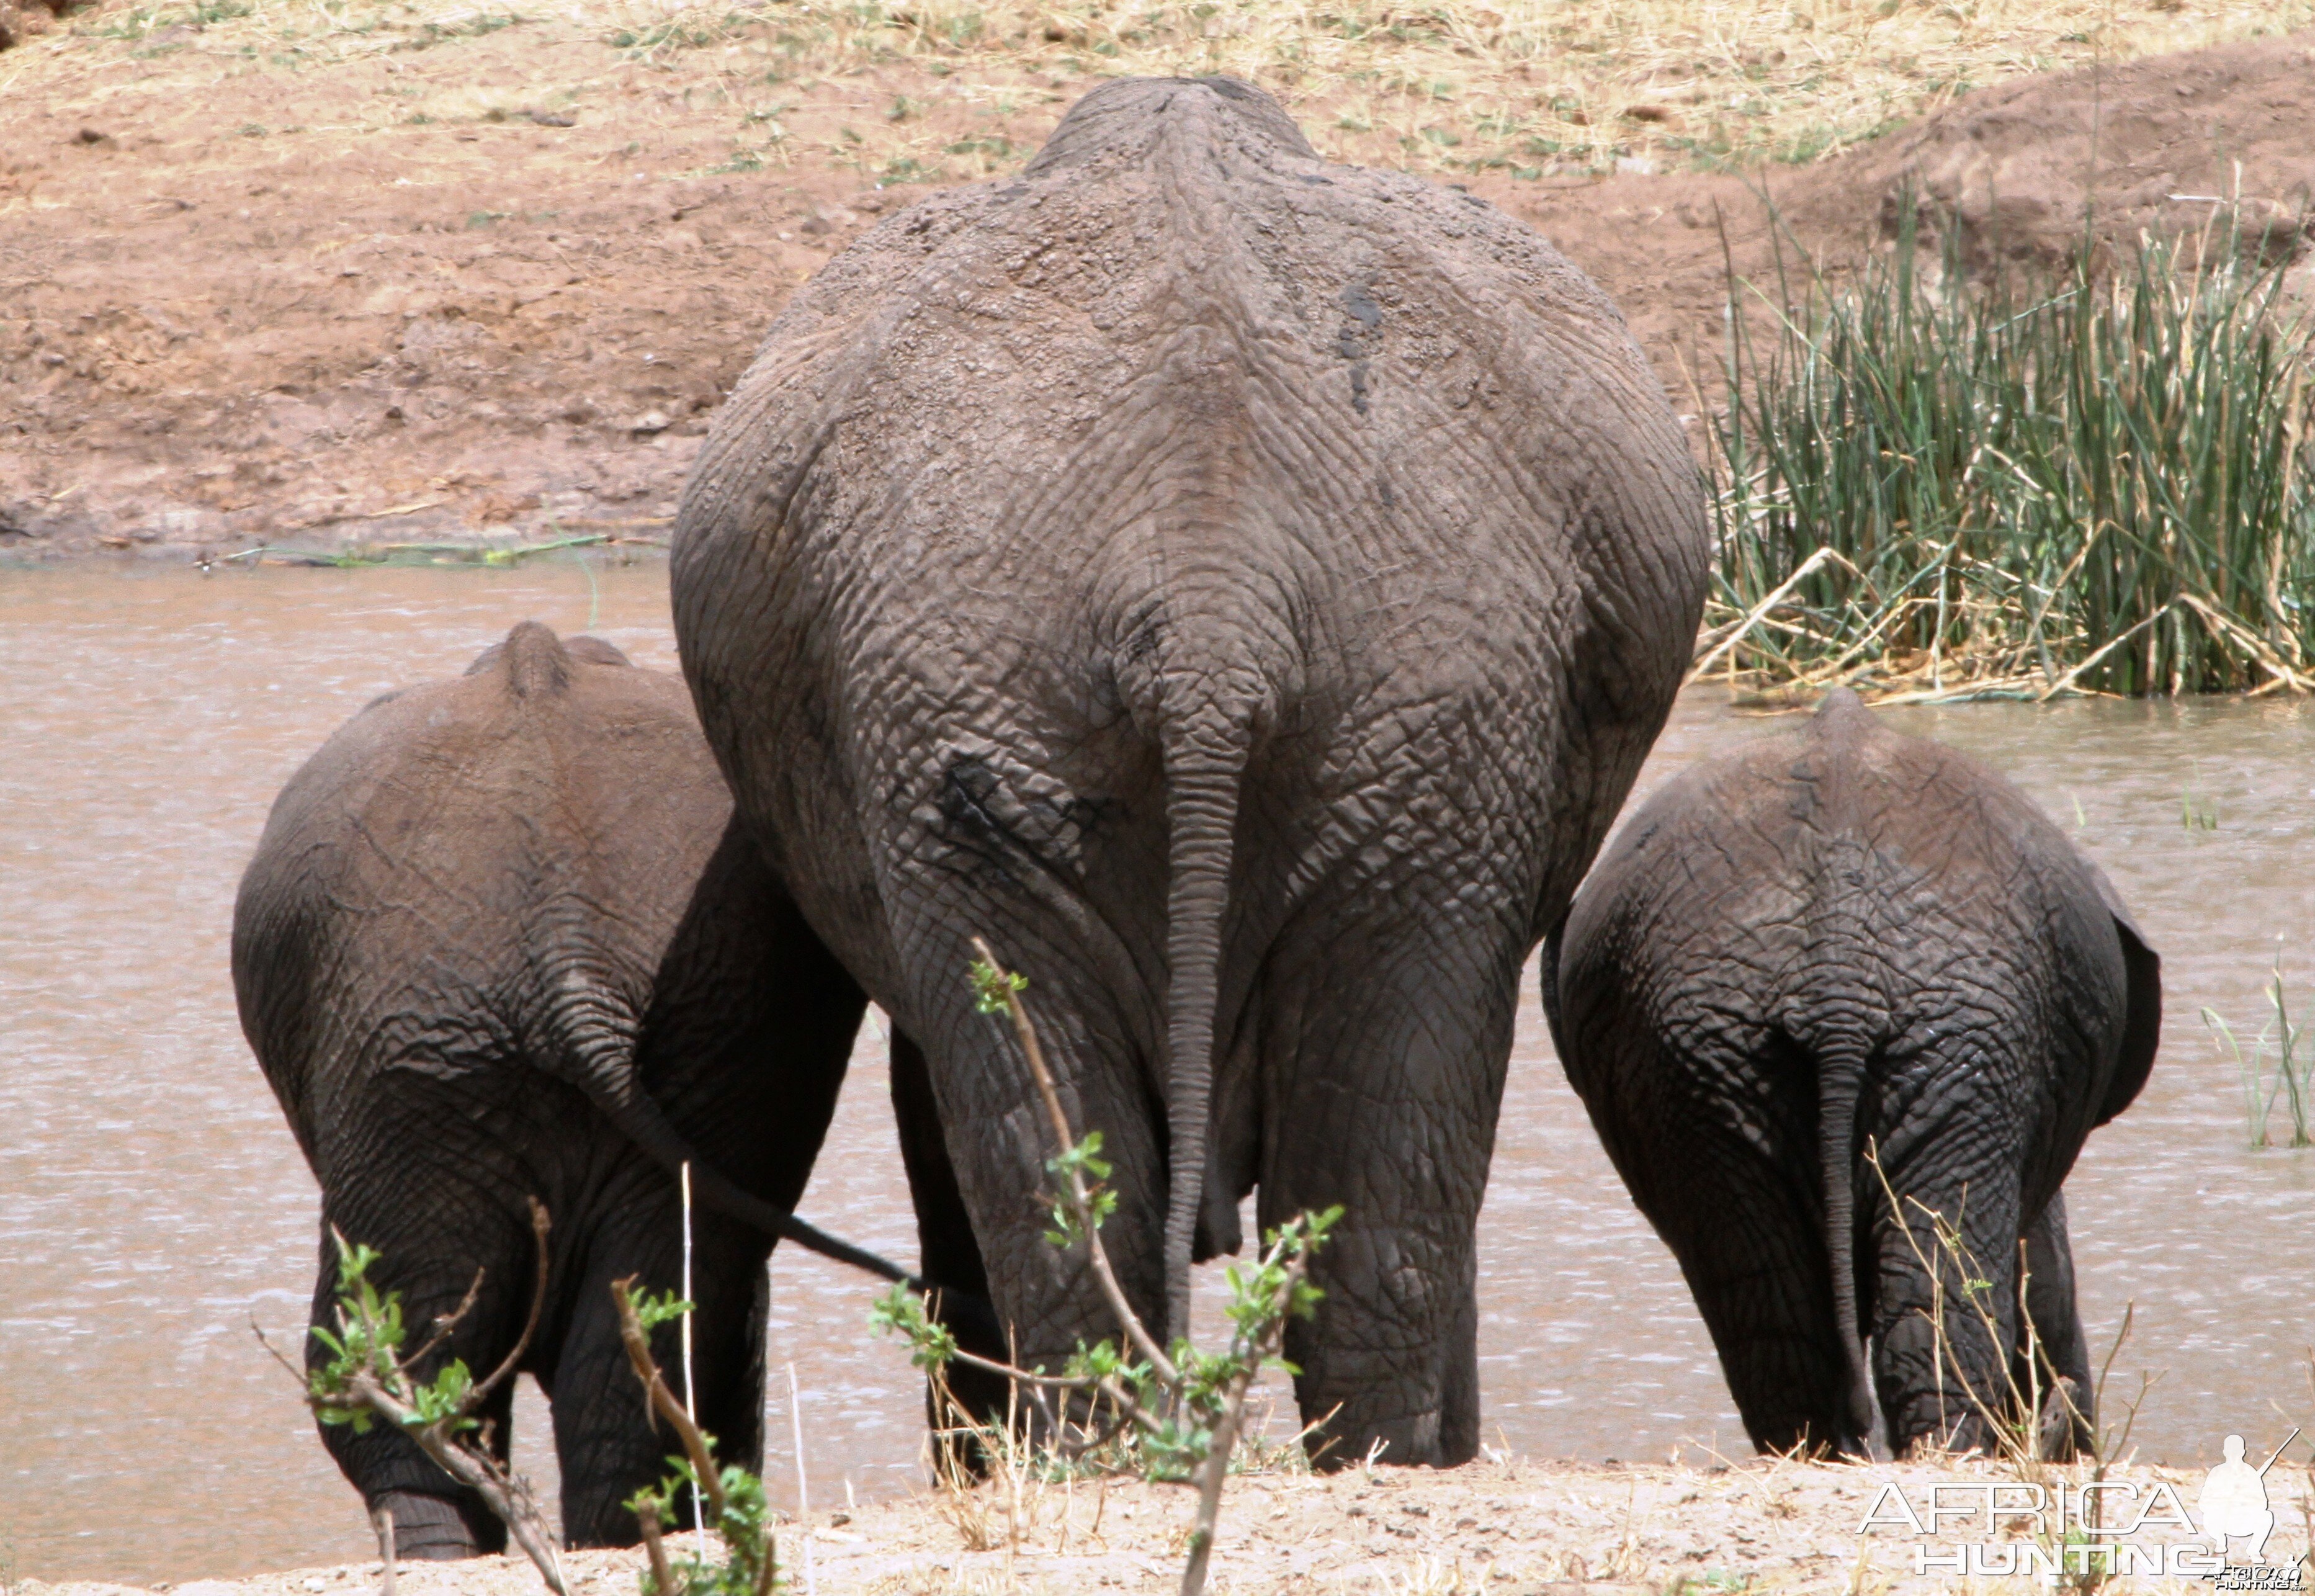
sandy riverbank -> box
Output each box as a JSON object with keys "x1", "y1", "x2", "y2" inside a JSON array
[{"x1": 20, "y1": 1456, "x2": 2313, "y2": 1595}]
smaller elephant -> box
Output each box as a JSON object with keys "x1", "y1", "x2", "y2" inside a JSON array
[
  {"x1": 1545, "y1": 689, "x2": 2159, "y2": 1458},
  {"x1": 233, "y1": 622, "x2": 893, "y2": 1554}
]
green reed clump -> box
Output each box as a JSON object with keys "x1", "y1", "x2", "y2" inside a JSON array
[
  {"x1": 1706, "y1": 208, "x2": 2315, "y2": 700},
  {"x1": 2201, "y1": 962, "x2": 2315, "y2": 1148}
]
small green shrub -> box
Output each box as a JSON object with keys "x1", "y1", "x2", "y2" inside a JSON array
[
  {"x1": 870, "y1": 942, "x2": 1339, "y2": 1596},
  {"x1": 615, "y1": 1285, "x2": 781, "y2": 1596},
  {"x1": 269, "y1": 1202, "x2": 568, "y2": 1595},
  {"x1": 305, "y1": 1239, "x2": 477, "y2": 1433}
]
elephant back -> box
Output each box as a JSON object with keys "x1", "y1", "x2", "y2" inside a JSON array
[
  {"x1": 231, "y1": 623, "x2": 732, "y2": 1152},
  {"x1": 1021, "y1": 75, "x2": 1315, "y2": 176},
  {"x1": 683, "y1": 76, "x2": 1700, "y2": 616},
  {"x1": 1559, "y1": 687, "x2": 2155, "y2": 1213},
  {"x1": 676, "y1": 73, "x2": 1714, "y2": 977}
]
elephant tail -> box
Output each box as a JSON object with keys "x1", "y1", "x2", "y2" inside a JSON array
[
  {"x1": 537, "y1": 974, "x2": 919, "y2": 1286},
  {"x1": 1815, "y1": 1037, "x2": 1875, "y2": 1455},
  {"x1": 1157, "y1": 709, "x2": 1252, "y2": 1345},
  {"x1": 589, "y1": 1074, "x2": 916, "y2": 1284}
]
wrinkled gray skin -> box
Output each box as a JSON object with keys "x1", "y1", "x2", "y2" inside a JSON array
[
  {"x1": 1546, "y1": 690, "x2": 2160, "y2": 1458},
  {"x1": 233, "y1": 623, "x2": 877, "y2": 1554},
  {"x1": 673, "y1": 76, "x2": 1710, "y2": 1466}
]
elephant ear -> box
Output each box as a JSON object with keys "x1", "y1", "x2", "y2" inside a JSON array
[{"x1": 2084, "y1": 861, "x2": 2161, "y2": 1128}]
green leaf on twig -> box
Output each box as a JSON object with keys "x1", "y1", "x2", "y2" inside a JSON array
[
  {"x1": 969, "y1": 956, "x2": 1029, "y2": 1015},
  {"x1": 869, "y1": 1281, "x2": 959, "y2": 1373},
  {"x1": 626, "y1": 1286, "x2": 697, "y2": 1332}
]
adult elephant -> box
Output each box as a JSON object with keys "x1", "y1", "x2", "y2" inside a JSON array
[
  {"x1": 233, "y1": 622, "x2": 898, "y2": 1554},
  {"x1": 673, "y1": 76, "x2": 1710, "y2": 1466},
  {"x1": 1546, "y1": 689, "x2": 2160, "y2": 1458}
]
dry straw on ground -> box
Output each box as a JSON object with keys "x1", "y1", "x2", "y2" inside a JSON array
[{"x1": 5, "y1": 0, "x2": 2310, "y2": 186}]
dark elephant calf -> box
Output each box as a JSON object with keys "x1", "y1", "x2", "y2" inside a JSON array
[
  {"x1": 1546, "y1": 689, "x2": 2159, "y2": 1458},
  {"x1": 233, "y1": 623, "x2": 871, "y2": 1553}
]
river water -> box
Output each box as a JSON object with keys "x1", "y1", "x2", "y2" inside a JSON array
[{"x1": 3, "y1": 565, "x2": 2310, "y2": 1582}]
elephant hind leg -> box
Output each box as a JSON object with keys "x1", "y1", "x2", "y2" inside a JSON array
[
  {"x1": 308, "y1": 1206, "x2": 523, "y2": 1558},
  {"x1": 368, "y1": 1488, "x2": 505, "y2": 1561},
  {"x1": 1261, "y1": 914, "x2": 1518, "y2": 1472},
  {"x1": 319, "y1": 1375, "x2": 515, "y2": 1556},
  {"x1": 2015, "y1": 1192, "x2": 2094, "y2": 1460},
  {"x1": 891, "y1": 1028, "x2": 1011, "y2": 1451},
  {"x1": 1869, "y1": 1172, "x2": 2024, "y2": 1457},
  {"x1": 1569, "y1": 1018, "x2": 1866, "y2": 1458},
  {"x1": 1436, "y1": 1256, "x2": 1480, "y2": 1466},
  {"x1": 547, "y1": 1180, "x2": 771, "y2": 1548},
  {"x1": 1656, "y1": 1139, "x2": 1867, "y2": 1458}
]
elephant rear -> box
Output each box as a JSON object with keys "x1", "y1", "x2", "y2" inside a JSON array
[
  {"x1": 674, "y1": 74, "x2": 1711, "y2": 1468},
  {"x1": 231, "y1": 622, "x2": 863, "y2": 1553},
  {"x1": 233, "y1": 624, "x2": 730, "y2": 1160},
  {"x1": 1547, "y1": 689, "x2": 2159, "y2": 1457}
]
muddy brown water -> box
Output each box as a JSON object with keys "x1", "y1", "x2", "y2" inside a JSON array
[{"x1": 4, "y1": 565, "x2": 2311, "y2": 1582}]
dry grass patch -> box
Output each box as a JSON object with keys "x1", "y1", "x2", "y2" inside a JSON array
[
  {"x1": 689, "y1": 0, "x2": 2315, "y2": 177},
  {"x1": 6, "y1": 0, "x2": 2312, "y2": 184}
]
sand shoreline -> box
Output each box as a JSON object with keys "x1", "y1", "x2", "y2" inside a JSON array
[{"x1": 20, "y1": 1457, "x2": 2311, "y2": 1595}]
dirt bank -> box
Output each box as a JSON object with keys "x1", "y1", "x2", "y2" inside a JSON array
[
  {"x1": 17, "y1": 1456, "x2": 2312, "y2": 1595},
  {"x1": 2, "y1": 1, "x2": 2311, "y2": 560},
  {"x1": 1513, "y1": 28, "x2": 2315, "y2": 398}
]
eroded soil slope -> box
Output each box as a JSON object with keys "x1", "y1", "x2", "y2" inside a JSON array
[
  {"x1": 2, "y1": 13, "x2": 2311, "y2": 559},
  {"x1": 1508, "y1": 29, "x2": 2315, "y2": 417}
]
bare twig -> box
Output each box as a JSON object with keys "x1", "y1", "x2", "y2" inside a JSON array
[
  {"x1": 2089, "y1": 1301, "x2": 2137, "y2": 1462},
  {"x1": 611, "y1": 1276, "x2": 730, "y2": 1523},
  {"x1": 1688, "y1": 544, "x2": 1853, "y2": 679},
  {"x1": 638, "y1": 1503, "x2": 676, "y2": 1596},
  {"x1": 251, "y1": 1314, "x2": 307, "y2": 1381},
  {"x1": 970, "y1": 936, "x2": 1179, "y2": 1386},
  {"x1": 400, "y1": 1268, "x2": 487, "y2": 1372},
  {"x1": 470, "y1": 1198, "x2": 552, "y2": 1406},
  {"x1": 371, "y1": 1505, "x2": 396, "y2": 1596},
  {"x1": 787, "y1": 1361, "x2": 818, "y2": 1596}
]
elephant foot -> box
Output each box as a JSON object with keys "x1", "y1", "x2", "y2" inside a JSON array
[
  {"x1": 561, "y1": 1497, "x2": 646, "y2": 1552},
  {"x1": 369, "y1": 1489, "x2": 503, "y2": 1560}
]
